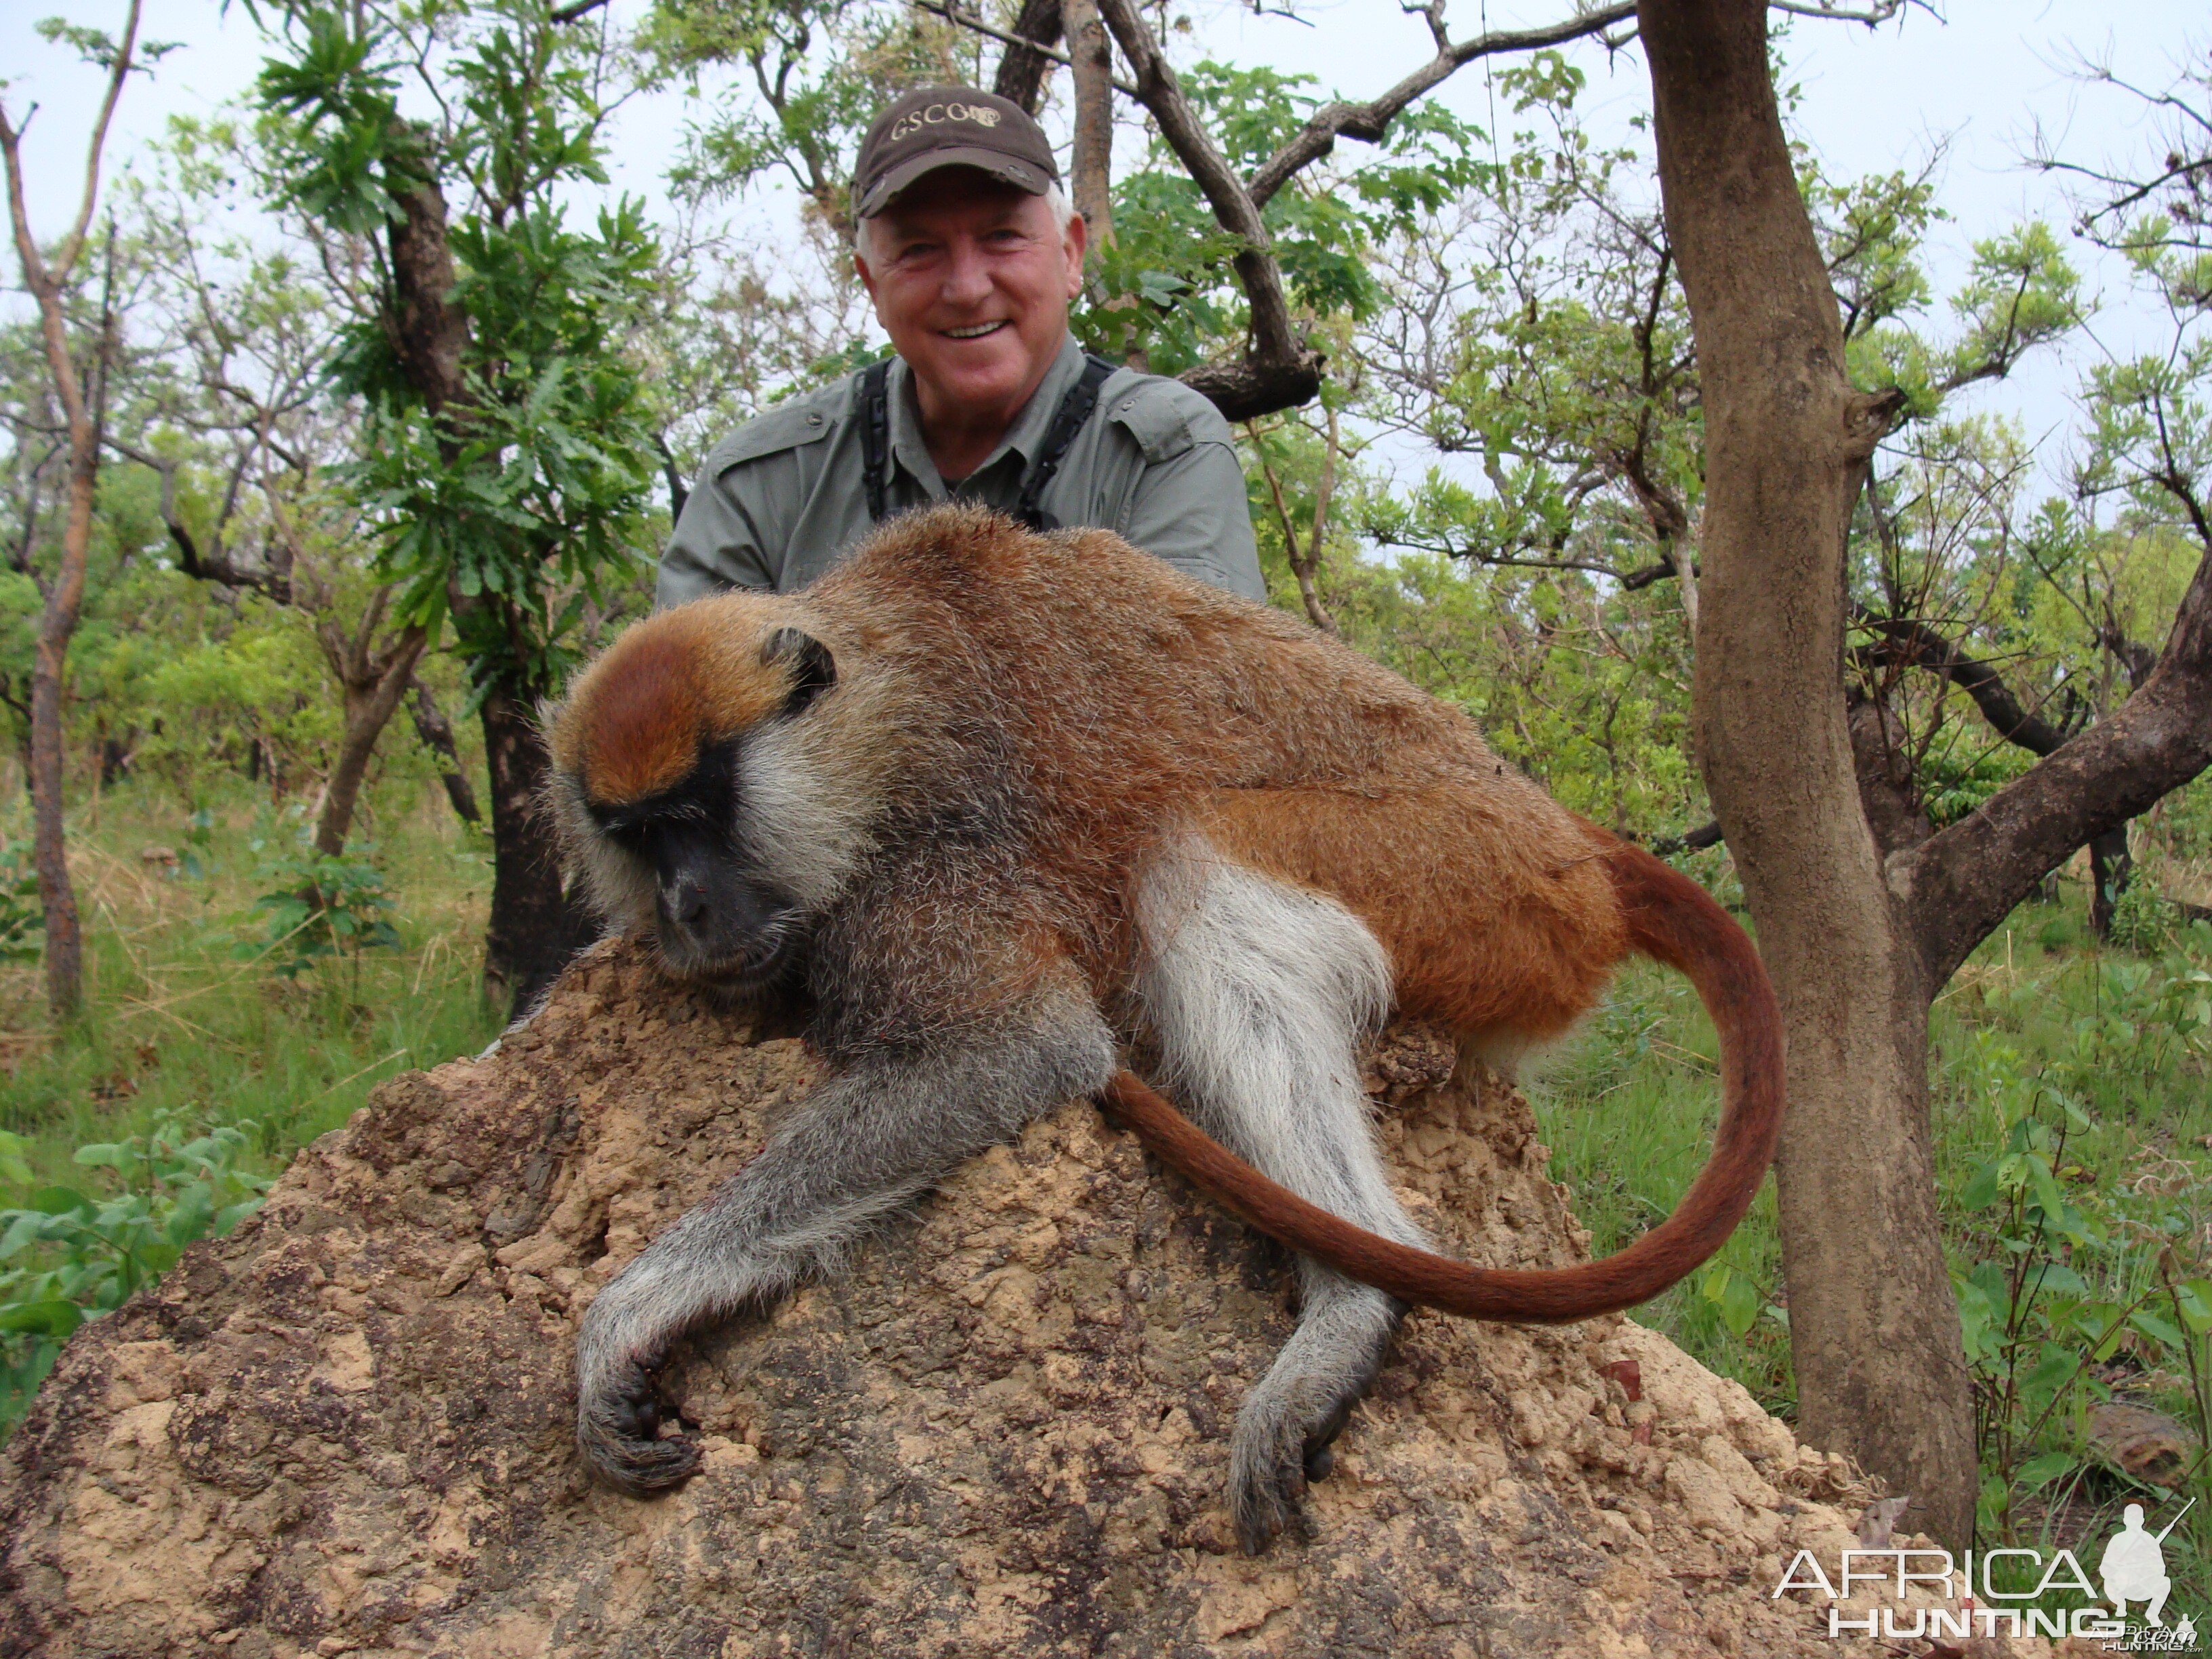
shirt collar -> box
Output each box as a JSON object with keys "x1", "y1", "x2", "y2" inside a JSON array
[{"x1": 887, "y1": 333, "x2": 1085, "y2": 495}]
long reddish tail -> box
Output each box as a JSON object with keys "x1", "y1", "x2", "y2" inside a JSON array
[{"x1": 1100, "y1": 839, "x2": 1785, "y2": 1323}]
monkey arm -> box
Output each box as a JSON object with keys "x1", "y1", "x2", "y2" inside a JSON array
[{"x1": 575, "y1": 985, "x2": 1115, "y2": 1495}]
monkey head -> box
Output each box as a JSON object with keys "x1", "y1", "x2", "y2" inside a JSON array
[{"x1": 547, "y1": 596, "x2": 873, "y2": 989}]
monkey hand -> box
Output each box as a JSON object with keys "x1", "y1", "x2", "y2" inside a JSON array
[
  {"x1": 576, "y1": 1351, "x2": 702, "y2": 1496},
  {"x1": 575, "y1": 1270, "x2": 707, "y2": 1496}
]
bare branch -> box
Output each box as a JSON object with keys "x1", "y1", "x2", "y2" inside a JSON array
[
  {"x1": 1650, "y1": 819, "x2": 1724, "y2": 855},
  {"x1": 920, "y1": 1, "x2": 1139, "y2": 98},
  {"x1": 104, "y1": 435, "x2": 293, "y2": 601},
  {"x1": 1851, "y1": 613, "x2": 2072, "y2": 756},
  {"x1": 1374, "y1": 523, "x2": 1689, "y2": 590},
  {"x1": 1767, "y1": 0, "x2": 1912, "y2": 20},
  {"x1": 49, "y1": 0, "x2": 144, "y2": 287},
  {"x1": 1246, "y1": 3, "x2": 1637, "y2": 209}
]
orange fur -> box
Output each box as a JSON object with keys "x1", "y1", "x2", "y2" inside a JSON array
[
  {"x1": 554, "y1": 606, "x2": 799, "y2": 806},
  {"x1": 1102, "y1": 841, "x2": 1782, "y2": 1322}
]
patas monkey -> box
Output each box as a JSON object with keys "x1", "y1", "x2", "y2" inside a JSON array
[{"x1": 548, "y1": 504, "x2": 1782, "y2": 1550}]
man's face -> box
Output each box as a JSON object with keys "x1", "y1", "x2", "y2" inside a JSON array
[{"x1": 855, "y1": 169, "x2": 1086, "y2": 430}]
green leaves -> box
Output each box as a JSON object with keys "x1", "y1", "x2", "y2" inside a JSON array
[
  {"x1": 1071, "y1": 56, "x2": 1482, "y2": 376},
  {"x1": 1946, "y1": 223, "x2": 2082, "y2": 387},
  {"x1": 1700, "y1": 1263, "x2": 1768, "y2": 1340},
  {"x1": 346, "y1": 194, "x2": 660, "y2": 699},
  {"x1": 234, "y1": 844, "x2": 403, "y2": 979},
  {"x1": 0, "y1": 1114, "x2": 270, "y2": 1436},
  {"x1": 253, "y1": 5, "x2": 417, "y2": 234},
  {"x1": 1949, "y1": 1015, "x2": 2212, "y2": 1545},
  {"x1": 0, "y1": 840, "x2": 43, "y2": 965},
  {"x1": 254, "y1": 1, "x2": 661, "y2": 710}
]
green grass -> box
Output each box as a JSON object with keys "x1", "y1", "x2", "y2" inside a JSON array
[{"x1": 0, "y1": 781, "x2": 504, "y2": 1197}]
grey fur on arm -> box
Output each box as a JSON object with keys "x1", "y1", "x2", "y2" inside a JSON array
[{"x1": 574, "y1": 993, "x2": 1116, "y2": 1494}]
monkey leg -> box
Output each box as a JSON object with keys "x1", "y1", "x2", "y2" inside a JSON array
[
  {"x1": 575, "y1": 987, "x2": 1115, "y2": 1496},
  {"x1": 1136, "y1": 846, "x2": 1425, "y2": 1553}
]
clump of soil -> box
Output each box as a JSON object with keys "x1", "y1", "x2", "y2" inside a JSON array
[{"x1": 0, "y1": 941, "x2": 2038, "y2": 1656}]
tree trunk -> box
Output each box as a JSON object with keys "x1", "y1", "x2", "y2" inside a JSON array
[
  {"x1": 1065, "y1": 0, "x2": 1114, "y2": 254},
  {"x1": 1845, "y1": 692, "x2": 1932, "y2": 859},
  {"x1": 480, "y1": 688, "x2": 595, "y2": 1019},
  {"x1": 409, "y1": 676, "x2": 481, "y2": 827},
  {"x1": 991, "y1": 0, "x2": 1063, "y2": 114},
  {"x1": 28, "y1": 544, "x2": 85, "y2": 1019},
  {"x1": 312, "y1": 627, "x2": 430, "y2": 859},
  {"x1": 20, "y1": 268, "x2": 107, "y2": 1024},
  {"x1": 1, "y1": 0, "x2": 136, "y2": 1021},
  {"x1": 1639, "y1": 0, "x2": 1977, "y2": 1544},
  {"x1": 377, "y1": 170, "x2": 583, "y2": 1010}
]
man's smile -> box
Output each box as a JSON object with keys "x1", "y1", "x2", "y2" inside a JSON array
[{"x1": 942, "y1": 321, "x2": 1008, "y2": 339}]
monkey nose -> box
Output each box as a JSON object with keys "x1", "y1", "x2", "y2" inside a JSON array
[{"x1": 666, "y1": 883, "x2": 711, "y2": 931}]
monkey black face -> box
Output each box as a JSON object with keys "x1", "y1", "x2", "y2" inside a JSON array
[
  {"x1": 556, "y1": 619, "x2": 846, "y2": 983},
  {"x1": 588, "y1": 738, "x2": 804, "y2": 986}
]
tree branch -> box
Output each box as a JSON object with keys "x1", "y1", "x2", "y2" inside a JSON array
[
  {"x1": 1767, "y1": 0, "x2": 1914, "y2": 22},
  {"x1": 991, "y1": 0, "x2": 1065, "y2": 112},
  {"x1": 1851, "y1": 612, "x2": 2071, "y2": 756},
  {"x1": 920, "y1": 0, "x2": 1138, "y2": 97},
  {"x1": 1896, "y1": 537, "x2": 2212, "y2": 984},
  {"x1": 409, "y1": 674, "x2": 480, "y2": 826},
  {"x1": 1650, "y1": 819, "x2": 1724, "y2": 855},
  {"x1": 49, "y1": 0, "x2": 144, "y2": 287},
  {"x1": 1094, "y1": 0, "x2": 1323, "y2": 413},
  {"x1": 1245, "y1": 2, "x2": 1637, "y2": 210},
  {"x1": 1373, "y1": 527, "x2": 1690, "y2": 590}
]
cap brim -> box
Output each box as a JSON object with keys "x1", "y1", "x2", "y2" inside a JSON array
[{"x1": 857, "y1": 149, "x2": 1054, "y2": 219}]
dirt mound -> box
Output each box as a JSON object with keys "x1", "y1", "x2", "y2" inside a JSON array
[{"x1": 0, "y1": 942, "x2": 2022, "y2": 1657}]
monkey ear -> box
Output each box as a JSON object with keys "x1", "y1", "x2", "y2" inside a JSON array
[{"x1": 762, "y1": 627, "x2": 837, "y2": 715}]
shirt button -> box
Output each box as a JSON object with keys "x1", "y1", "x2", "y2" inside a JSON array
[{"x1": 807, "y1": 413, "x2": 823, "y2": 426}]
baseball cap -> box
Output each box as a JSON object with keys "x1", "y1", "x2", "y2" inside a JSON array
[{"x1": 851, "y1": 87, "x2": 1061, "y2": 220}]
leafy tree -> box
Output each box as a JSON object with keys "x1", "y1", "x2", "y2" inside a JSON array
[{"x1": 248, "y1": 0, "x2": 663, "y2": 1011}]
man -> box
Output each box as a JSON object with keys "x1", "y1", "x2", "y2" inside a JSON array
[{"x1": 658, "y1": 87, "x2": 1266, "y2": 606}]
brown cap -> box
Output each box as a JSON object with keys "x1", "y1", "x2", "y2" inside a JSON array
[{"x1": 851, "y1": 87, "x2": 1059, "y2": 220}]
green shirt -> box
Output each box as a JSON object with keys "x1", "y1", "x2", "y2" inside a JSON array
[{"x1": 657, "y1": 336, "x2": 1266, "y2": 605}]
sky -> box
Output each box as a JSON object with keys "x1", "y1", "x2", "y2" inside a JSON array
[{"x1": 1, "y1": 0, "x2": 2204, "y2": 500}]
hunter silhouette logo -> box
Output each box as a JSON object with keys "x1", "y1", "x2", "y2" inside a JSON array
[
  {"x1": 2102, "y1": 1502, "x2": 2183, "y2": 1628},
  {"x1": 1770, "y1": 1497, "x2": 2198, "y2": 1649}
]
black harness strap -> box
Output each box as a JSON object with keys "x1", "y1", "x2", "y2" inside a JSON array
[
  {"x1": 1011, "y1": 352, "x2": 1117, "y2": 531},
  {"x1": 859, "y1": 352, "x2": 1119, "y2": 531},
  {"x1": 859, "y1": 356, "x2": 894, "y2": 525}
]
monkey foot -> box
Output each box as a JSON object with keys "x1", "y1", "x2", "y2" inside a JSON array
[
  {"x1": 1229, "y1": 1298, "x2": 1406, "y2": 1554},
  {"x1": 577, "y1": 1357, "x2": 703, "y2": 1497},
  {"x1": 1228, "y1": 1391, "x2": 1359, "y2": 1554}
]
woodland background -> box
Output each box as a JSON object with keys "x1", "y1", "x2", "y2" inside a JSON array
[{"x1": 0, "y1": 0, "x2": 2207, "y2": 1606}]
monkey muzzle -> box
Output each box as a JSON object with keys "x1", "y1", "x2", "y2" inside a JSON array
[{"x1": 652, "y1": 862, "x2": 802, "y2": 987}]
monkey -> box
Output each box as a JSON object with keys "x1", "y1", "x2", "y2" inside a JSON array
[{"x1": 546, "y1": 502, "x2": 1783, "y2": 1552}]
